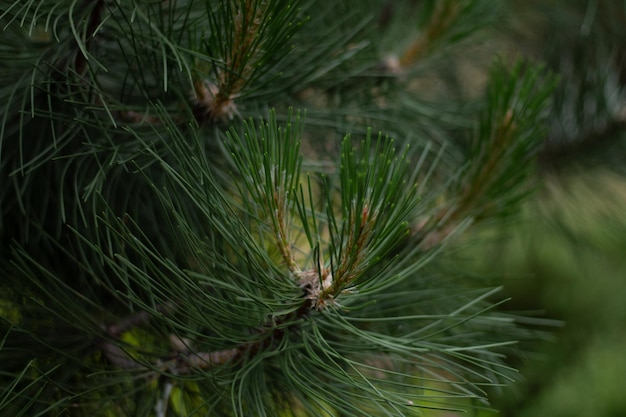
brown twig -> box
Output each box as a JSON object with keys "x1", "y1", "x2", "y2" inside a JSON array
[
  {"x1": 273, "y1": 186, "x2": 300, "y2": 275},
  {"x1": 104, "y1": 304, "x2": 174, "y2": 337},
  {"x1": 193, "y1": 0, "x2": 267, "y2": 123},
  {"x1": 98, "y1": 295, "x2": 314, "y2": 373},
  {"x1": 454, "y1": 109, "x2": 516, "y2": 220},
  {"x1": 333, "y1": 203, "x2": 376, "y2": 288},
  {"x1": 412, "y1": 109, "x2": 517, "y2": 249},
  {"x1": 394, "y1": 1, "x2": 460, "y2": 70}
]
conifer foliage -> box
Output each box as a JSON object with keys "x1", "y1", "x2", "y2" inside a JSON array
[{"x1": 1, "y1": 1, "x2": 556, "y2": 416}]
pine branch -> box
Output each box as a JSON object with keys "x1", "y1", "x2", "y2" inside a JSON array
[
  {"x1": 1, "y1": 1, "x2": 563, "y2": 415},
  {"x1": 192, "y1": 0, "x2": 304, "y2": 123},
  {"x1": 399, "y1": 1, "x2": 460, "y2": 68},
  {"x1": 193, "y1": 0, "x2": 265, "y2": 122},
  {"x1": 414, "y1": 59, "x2": 557, "y2": 248},
  {"x1": 380, "y1": 0, "x2": 500, "y2": 74},
  {"x1": 97, "y1": 292, "x2": 312, "y2": 374}
]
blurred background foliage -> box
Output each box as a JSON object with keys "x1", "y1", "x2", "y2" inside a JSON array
[{"x1": 455, "y1": 0, "x2": 626, "y2": 416}]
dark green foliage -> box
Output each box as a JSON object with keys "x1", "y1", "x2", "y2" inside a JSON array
[
  {"x1": 507, "y1": 0, "x2": 626, "y2": 171},
  {"x1": 2, "y1": 1, "x2": 609, "y2": 416}
]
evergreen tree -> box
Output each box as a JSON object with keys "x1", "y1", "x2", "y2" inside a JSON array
[{"x1": 0, "y1": 1, "x2": 589, "y2": 416}]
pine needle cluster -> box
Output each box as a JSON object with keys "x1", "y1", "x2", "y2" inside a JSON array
[{"x1": 1, "y1": 1, "x2": 559, "y2": 416}]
